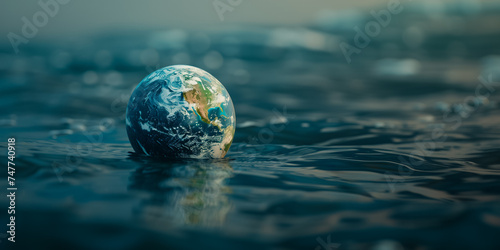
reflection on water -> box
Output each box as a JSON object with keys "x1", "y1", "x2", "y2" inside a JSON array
[{"x1": 129, "y1": 157, "x2": 233, "y2": 227}]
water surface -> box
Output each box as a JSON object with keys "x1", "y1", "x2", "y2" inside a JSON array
[{"x1": 1, "y1": 6, "x2": 500, "y2": 249}]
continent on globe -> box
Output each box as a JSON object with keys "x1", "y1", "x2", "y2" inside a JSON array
[{"x1": 126, "y1": 65, "x2": 235, "y2": 159}]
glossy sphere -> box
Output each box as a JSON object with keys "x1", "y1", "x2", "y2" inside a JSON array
[{"x1": 126, "y1": 65, "x2": 235, "y2": 159}]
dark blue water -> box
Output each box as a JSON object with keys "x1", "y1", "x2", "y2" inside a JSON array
[{"x1": 2, "y1": 5, "x2": 500, "y2": 250}]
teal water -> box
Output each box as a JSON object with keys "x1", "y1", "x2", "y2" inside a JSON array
[{"x1": 1, "y1": 6, "x2": 500, "y2": 250}]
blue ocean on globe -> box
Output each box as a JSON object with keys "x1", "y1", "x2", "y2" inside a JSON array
[{"x1": 126, "y1": 65, "x2": 235, "y2": 159}]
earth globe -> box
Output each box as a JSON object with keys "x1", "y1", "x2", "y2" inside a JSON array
[{"x1": 126, "y1": 65, "x2": 235, "y2": 159}]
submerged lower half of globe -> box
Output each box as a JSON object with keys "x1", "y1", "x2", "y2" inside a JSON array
[{"x1": 126, "y1": 65, "x2": 235, "y2": 159}]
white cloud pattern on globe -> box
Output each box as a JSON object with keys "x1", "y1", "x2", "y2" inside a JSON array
[{"x1": 126, "y1": 65, "x2": 235, "y2": 159}]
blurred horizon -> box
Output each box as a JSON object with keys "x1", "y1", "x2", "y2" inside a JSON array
[{"x1": 1, "y1": 0, "x2": 497, "y2": 45}]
